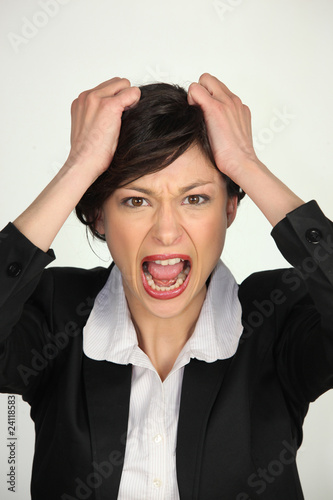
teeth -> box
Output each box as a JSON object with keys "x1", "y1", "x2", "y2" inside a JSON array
[
  {"x1": 143, "y1": 260, "x2": 191, "y2": 293},
  {"x1": 153, "y1": 258, "x2": 183, "y2": 266},
  {"x1": 145, "y1": 277, "x2": 185, "y2": 291},
  {"x1": 154, "y1": 278, "x2": 184, "y2": 291}
]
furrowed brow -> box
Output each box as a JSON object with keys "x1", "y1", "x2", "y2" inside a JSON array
[
  {"x1": 178, "y1": 182, "x2": 213, "y2": 195},
  {"x1": 124, "y1": 181, "x2": 213, "y2": 196}
]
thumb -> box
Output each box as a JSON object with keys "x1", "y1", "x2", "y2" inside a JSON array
[
  {"x1": 116, "y1": 86, "x2": 141, "y2": 111},
  {"x1": 187, "y1": 82, "x2": 213, "y2": 108}
]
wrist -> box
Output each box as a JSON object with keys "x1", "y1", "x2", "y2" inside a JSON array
[
  {"x1": 228, "y1": 157, "x2": 304, "y2": 227},
  {"x1": 224, "y1": 155, "x2": 265, "y2": 188},
  {"x1": 62, "y1": 156, "x2": 101, "y2": 186}
]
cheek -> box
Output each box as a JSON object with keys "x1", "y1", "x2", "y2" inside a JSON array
[
  {"x1": 104, "y1": 219, "x2": 126, "y2": 262},
  {"x1": 195, "y1": 213, "x2": 227, "y2": 249},
  {"x1": 104, "y1": 217, "x2": 143, "y2": 271}
]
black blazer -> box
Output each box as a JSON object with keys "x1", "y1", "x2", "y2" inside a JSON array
[{"x1": 1, "y1": 200, "x2": 333, "y2": 500}]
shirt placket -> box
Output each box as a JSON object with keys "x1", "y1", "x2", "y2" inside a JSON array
[{"x1": 147, "y1": 374, "x2": 166, "y2": 499}]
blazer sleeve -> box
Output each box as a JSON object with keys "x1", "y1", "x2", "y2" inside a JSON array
[
  {"x1": 0, "y1": 222, "x2": 56, "y2": 401},
  {"x1": 271, "y1": 200, "x2": 333, "y2": 403}
]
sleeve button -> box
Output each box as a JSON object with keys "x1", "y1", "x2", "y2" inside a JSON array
[
  {"x1": 305, "y1": 228, "x2": 322, "y2": 244},
  {"x1": 7, "y1": 262, "x2": 23, "y2": 277}
]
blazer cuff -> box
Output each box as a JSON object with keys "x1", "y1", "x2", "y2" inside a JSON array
[
  {"x1": 0, "y1": 222, "x2": 55, "y2": 307},
  {"x1": 271, "y1": 200, "x2": 333, "y2": 285},
  {"x1": 271, "y1": 200, "x2": 333, "y2": 328}
]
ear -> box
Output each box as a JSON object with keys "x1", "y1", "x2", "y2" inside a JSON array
[
  {"x1": 94, "y1": 209, "x2": 105, "y2": 236},
  {"x1": 226, "y1": 195, "x2": 238, "y2": 228}
]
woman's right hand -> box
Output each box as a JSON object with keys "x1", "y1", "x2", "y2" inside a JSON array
[
  {"x1": 13, "y1": 77, "x2": 140, "y2": 252},
  {"x1": 66, "y1": 77, "x2": 141, "y2": 179}
]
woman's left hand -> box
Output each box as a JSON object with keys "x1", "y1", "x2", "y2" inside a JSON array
[
  {"x1": 188, "y1": 73, "x2": 258, "y2": 183},
  {"x1": 188, "y1": 73, "x2": 304, "y2": 227}
]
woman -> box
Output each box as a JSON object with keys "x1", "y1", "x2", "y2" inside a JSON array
[{"x1": 1, "y1": 74, "x2": 332, "y2": 499}]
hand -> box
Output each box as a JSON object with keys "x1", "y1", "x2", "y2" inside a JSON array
[
  {"x1": 188, "y1": 73, "x2": 305, "y2": 226},
  {"x1": 67, "y1": 77, "x2": 141, "y2": 178},
  {"x1": 188, "y1": 73, "x2": 258, "y2": 183}
]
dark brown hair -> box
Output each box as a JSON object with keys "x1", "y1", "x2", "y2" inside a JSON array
[{"x1": 75, "y1": 82, "x2": 245, "y2": 240}]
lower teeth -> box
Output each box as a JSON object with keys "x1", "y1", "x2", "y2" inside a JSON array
[
  {"x1": 144, "y1": 264, "x2": 190, "y2": 292},
  {"x1": 146, "y1": 274, "x2": 185, "y2": 291}
]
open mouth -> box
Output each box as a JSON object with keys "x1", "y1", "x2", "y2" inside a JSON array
[{"x1": 141, "y1": 255, "x2": 192, "y2": 300}]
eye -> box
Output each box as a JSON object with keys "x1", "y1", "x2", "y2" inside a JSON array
[
  {"x1": 122, "y1": 197, "x2": 149, "y2": 208},
  {"x1": 183, "y1": 195, "x2": 209, "y2": 205}
]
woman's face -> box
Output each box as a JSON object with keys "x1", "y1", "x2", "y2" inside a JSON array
[{"x1": 96, "y1": 144, "x2": 237, "y2": 321}]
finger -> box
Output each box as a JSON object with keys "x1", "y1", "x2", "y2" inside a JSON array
[
  {"x1": 243, "y1": 104, "x2": 253, "y2": 138},
  {"x1": 187, "y1": 82, "x2": 217, "y2": 111},
  {"x1": 198, "y1": 73, "x2": 234, "y2": 101},
  {"x1": 72, "y1": 78, "x2": 132, "y2": 132},
  {"x1": 71, "y1": 83, "x2": 140, "y2": 130},
  {"x1": 197, "y1": 74, "x2": 251, "y2": 133},
  {"x1": 94, "y1": 77, "x2": 131, "y2": 97},
  {"x1": 90, "y1": 76, "x2": 124, "y2": 91},
  {"x1": 77, "y1": 77, "x2": 131, "y2": 102},
  {"x1": 107, "y1": 86, "x2": 141, "y2": 111}
]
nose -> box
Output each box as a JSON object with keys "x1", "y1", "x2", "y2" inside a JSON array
[{"x1": 151, "y1": 205, "x2": 183, "y2": 247}]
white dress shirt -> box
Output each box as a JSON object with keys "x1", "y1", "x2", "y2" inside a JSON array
[{"x1": 83, "y1": 259, "x2": 243, "y2": 499}]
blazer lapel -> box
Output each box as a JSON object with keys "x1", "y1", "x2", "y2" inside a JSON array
[
  {"x1": 176, "y1": 357, "x2": 232, "y2": 499},
  {"x1": 83, "y1": 355, "x2": 132, "y2": 500}
]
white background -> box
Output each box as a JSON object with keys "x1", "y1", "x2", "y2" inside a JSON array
[{"x1": 0, "y1": 0, "x2": 333, "y2": 498}]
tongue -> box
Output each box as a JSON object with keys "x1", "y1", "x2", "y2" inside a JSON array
[{"x1": 147, "y1": 261, "x2": 184, "y2": 280}]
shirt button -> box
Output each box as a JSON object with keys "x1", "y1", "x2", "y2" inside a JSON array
[
  {"x1": 305, "y1": 228, "x2": 322, "y2": 244},
  {"x1": 153, "y1": 478, "x2": 162, "y2": 488},
  {"x1": 7, "y1": 262, "x2": 22, "y2": 277},
  {"x1": 153, "y1": 434, "x2": 163, "y2": 444}
]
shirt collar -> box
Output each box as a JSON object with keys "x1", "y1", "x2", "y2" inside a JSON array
[{"x1": 83, "y1": 260, "x2": 243, "y2": 368}]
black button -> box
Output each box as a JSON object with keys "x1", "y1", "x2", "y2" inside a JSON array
[
  {"x1": 7, "y1": 262, "x2": 22, "y2": 277},
  {"x1": 305, "y1": 228, "x2": 322, "y2": 244}
]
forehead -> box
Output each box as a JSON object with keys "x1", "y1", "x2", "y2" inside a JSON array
[{"x1": 125, "y1": 144, "x2": 224, "y2": 191}]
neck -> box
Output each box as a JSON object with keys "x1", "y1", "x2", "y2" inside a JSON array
[{"x1": 126, "y1": 287, "x2": 207, "y2": 382}]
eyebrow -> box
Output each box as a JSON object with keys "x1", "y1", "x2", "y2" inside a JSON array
[{"x1": 123, "y1": 181, "x2": 214, "y2": 196}]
